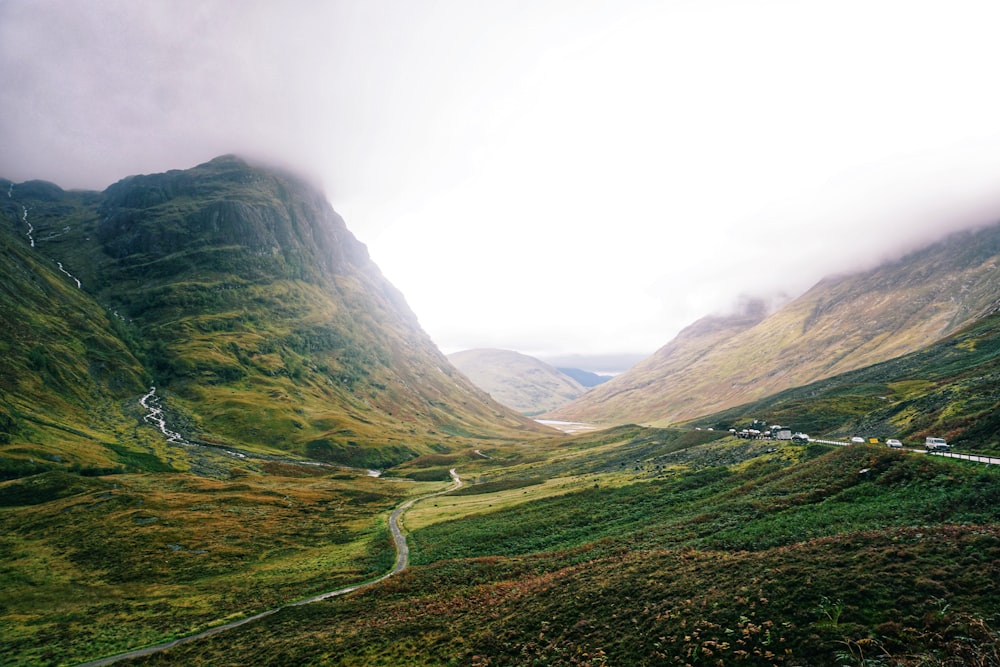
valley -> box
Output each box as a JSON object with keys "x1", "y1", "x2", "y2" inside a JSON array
[
  {"x1": 61, "y1": 435, "x2": 1000, "y2": 666},
  {"x1": 1, "y1": 156, "x2": 999, "y2": 666},
  {"x1": 447, "y1": 349, "x2": 590, "y2": 415},
  {"x1": 77, "y1": 469, "x2": 464, "y2": 666}
]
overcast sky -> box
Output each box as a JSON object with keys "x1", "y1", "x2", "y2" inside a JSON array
[{"x1": 4, "y1": 0, "x2": 1000, "y2": 371}]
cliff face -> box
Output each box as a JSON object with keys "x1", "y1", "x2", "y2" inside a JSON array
[{"x1": 96, "y1": 156, "x2": 371, "y2": 277}]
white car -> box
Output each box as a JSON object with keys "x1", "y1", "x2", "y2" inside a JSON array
[
  {"x1": 850, "y1": 437, "x2": 865, "y2": 444},
  {"x1": 886, "y1": 439, "x2": 903, "y2": 448}
]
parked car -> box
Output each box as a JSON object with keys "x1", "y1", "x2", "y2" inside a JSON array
[
  {"x1": 886, "y1": 439, "x2": 903, "y2": 448},
  {"x1": 850, "y1": 436, "x2": 865, "y2": 444},
  {"x1": 791, "y1": 432, "x2": 810, "y2": 442},
  {"x1": 925, "y1": 437, "x2": 949, "y2": 451}
]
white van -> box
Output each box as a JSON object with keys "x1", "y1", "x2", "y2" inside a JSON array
[{"x1": 925, "y1": 437, "x2": 949, "y2": 451}]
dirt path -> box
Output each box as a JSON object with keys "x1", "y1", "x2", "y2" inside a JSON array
[{"x1": 76, "y1": 469, "x2": 462, "y2": 666}]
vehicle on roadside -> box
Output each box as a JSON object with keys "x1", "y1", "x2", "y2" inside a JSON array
[
  {"x1": 850, "y1": 436, "x2": 865, "y2": 444},
  {"x1": 925, "y1": 437, "x2": 949, "y2": 451},
  {"x1": 791, "y1": 432, "x2": 810, "y2": 442},
  {"x1": 886, "y1": 439, "x2": 903, "y2": 448}
]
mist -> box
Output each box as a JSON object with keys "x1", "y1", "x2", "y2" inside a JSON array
[{"x1": 4, "y1": 0, "x2": 1000, "y2": 363}]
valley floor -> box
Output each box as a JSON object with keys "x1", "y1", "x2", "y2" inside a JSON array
[{"x1": 3, "y1": 430, "x2": 996, "y2": 666}]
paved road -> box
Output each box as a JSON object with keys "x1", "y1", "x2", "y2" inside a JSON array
[
  {"x1": 810, "y1": 439, "x2": 1000, "y2": 466},
  {"x1": 77, "y1": 469, "x2": 462, "y2": 666},
  {"x1": 926, "y1": 450, "x2": 1000, "y2": 465}
]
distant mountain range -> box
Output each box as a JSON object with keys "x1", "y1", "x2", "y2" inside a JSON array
[
  {"x1": 447, "y1": 348, "x2": 591, "y2": 415},
  {"x1": 539, "y1": 352, "x2": 646, "y2": 376},
  {"x1": 0, "y1": 156, "x2": 545, "y2": 474},
  {"x1": 554, "y1": 367, "x2": 611, "y2": 388},
  {"x1": 549, "y1": 220, "x2": 1000, "y2": 434}
]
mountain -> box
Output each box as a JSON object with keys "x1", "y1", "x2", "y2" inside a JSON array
[
  {"x1": 540, "y1": 352, "x2": 646, "y2": 376},
  {"x1": 555, "y1": 367, "x2": 611, "y2": 388},
  {"x1": 0, "y1": 156, "x2": 545, "y2": 473},
  {"x1": 448, "y1": 348, "x2": 586, "y2": 415},
  {"x1": 549, "y1": 222, "x2": 1000, "y2": 425},
  {"x1": 4, "y1": 157, "x2": 999, "y2": 664},
  {"x1": 698, "y1": 304, "x2": 1000, "y2": 450},
  {"x1": 0, "y1": 185, "x2": 149, "y2": 476}
]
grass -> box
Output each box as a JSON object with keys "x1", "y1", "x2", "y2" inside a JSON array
[
  {"x1": 404, "y1": 475, "x2": 606, "y2": 532},
  {"x1": 0, "y1": 465, "x2": 440, "y2": 666},
  {"x1": 99, "y1": 440, "x2": 1000, "y2": 667},
  {"x1": 2, "y1": 410, "x2": 999, "y2": 665}
]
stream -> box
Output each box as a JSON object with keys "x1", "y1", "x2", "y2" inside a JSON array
[
  {"x1": 22, "y1": 206, "x2": 34, "y2": 247},
  {"x1": 138, "y1": 387, "x2": 247, "y2": 459},
  {"x1": 139, "y1": 387, "x2": 188, "y2": 445},
  {"x1": 9, "y1": 188, "x2": 83, "y2": 288},
  {"x1": 57, "y1": 261, "x2": 82, "y2": 288}
]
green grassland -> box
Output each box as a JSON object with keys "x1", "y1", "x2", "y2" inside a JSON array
[
  {"x1": 2, "y1": 349, "x2": 999, "y2": 665},
  {"x1": 0, "y1": 457, "x2": 458, "y2": 665},
  {"x1": 95, "y1": 437, "x2": 1000, "y2": 667}
]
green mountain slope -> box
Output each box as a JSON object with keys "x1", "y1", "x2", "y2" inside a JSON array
[
  {"x1": 700, "y1": 305, "x2": 1000, "y2": 451},
  {"x1": 448, "y1": 348, "x2": 586, "y2": 415},
  {"x1": 0, "y1": 156, "x2": 544, "y2": 473},
  {"x1": 0, "y1": 191, "x2": 150, "y2": 476},
  {"x1": 551, "y1": 223, "x2": 1000, "y2": 425}
]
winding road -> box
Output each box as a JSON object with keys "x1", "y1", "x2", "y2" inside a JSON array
[{"x1": 77, "y1": 469, "x2": 462, "y2": 666}]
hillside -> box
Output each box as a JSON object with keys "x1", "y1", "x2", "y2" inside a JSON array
[
  {"x1": 448, "y1": 348, "x2": 586, "y2": 415},
  {"x1": 90, "y1": 437, "x2": 1000, "y2": 667},
  {"x1": 0, "y1": 189, "x2": 150, "y2": 477},
  {"x1": 0, "y1": 156, "x2": 545, "y2": 473},
  {"x1": 698, "y1": 305, "x2": 1000, "y2": 452},
  {"x1": 550, "y1": 222, "x2": 1000, "y2": 425}
]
